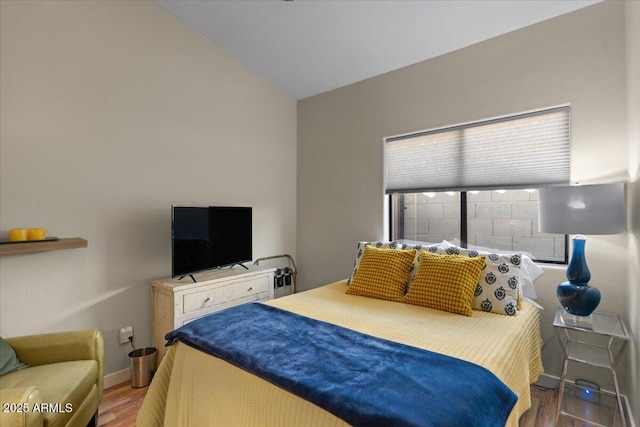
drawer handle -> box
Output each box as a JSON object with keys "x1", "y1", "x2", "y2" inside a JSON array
[{"x1": 247, "y1": 287, "x2": 255, "y2": 292}]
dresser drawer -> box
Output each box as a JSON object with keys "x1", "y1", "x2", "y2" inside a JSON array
[
  {"x1": 179, "y1": 291, "x2": 269, "y2": 326},
  {"x1": 183, "y1": 276, "x2": 269, "y2": 314},
  {"x1": 152, "y1": 266, "x2": 276, "y2": 366}
]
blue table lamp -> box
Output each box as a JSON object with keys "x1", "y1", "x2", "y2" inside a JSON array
[{"x1": 538, "y1": 183, "x2": 625, "y2": 316}]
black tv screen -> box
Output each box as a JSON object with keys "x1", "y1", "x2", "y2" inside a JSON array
[{"x1": 172, "y1": 206, "x2": 252, "y2": 278}]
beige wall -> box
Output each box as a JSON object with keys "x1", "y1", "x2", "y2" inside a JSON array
[
  {"x1": 0, "y1": 1, "x2": 296, "y2": 376},
  {"x1": 625, "y1": 0, "x2": 640, "y2": 423},
  {"x1": 2, "y1": 0, "x2": 637, "y2": 420},
  {"x1": 298, "y1": 0, "x2": 636, "y2": 420}
]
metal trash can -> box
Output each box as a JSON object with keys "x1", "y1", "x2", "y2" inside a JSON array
[{"x1": 129, "y1": 347, "x2": 157, "y2": 388}]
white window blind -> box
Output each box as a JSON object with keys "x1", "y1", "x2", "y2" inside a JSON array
[{"x1": 385, "y1": 106, "x2": 570, "y2": 193}]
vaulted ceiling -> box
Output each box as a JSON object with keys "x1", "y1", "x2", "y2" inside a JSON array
[{"x1": 154, "y1": 0, "x2": 601, "y2": 100}]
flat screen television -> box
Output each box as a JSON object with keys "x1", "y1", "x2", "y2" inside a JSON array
[{"x1": 172, "y1": 206, "x2": 252, "y2": 279}]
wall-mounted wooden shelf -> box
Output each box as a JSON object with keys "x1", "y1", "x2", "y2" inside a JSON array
[{"x1": 0, "y1": 238, "x2": 88, "y2": 255}]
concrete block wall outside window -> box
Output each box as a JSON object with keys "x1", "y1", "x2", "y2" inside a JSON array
[{"x1": 401, "y1": 189, "x2": 566, "y2": 262}]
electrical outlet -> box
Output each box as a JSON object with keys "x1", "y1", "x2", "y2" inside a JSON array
[{"x1": 119, "y1": 326, "x2": 133, "y2": 344}]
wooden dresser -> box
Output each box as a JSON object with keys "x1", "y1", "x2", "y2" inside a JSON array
[{"x1": 151, "y1": 265, "x2": 276, "y2": 363}]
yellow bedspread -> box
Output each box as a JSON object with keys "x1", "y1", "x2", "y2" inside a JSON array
[{"x1": 137, "y1": 280, "x2": 543, "y2": 426}]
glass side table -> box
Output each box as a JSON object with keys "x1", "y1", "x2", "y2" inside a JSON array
[{"x1": 553, "y1": 309, "x2": 631, "y2": 427}]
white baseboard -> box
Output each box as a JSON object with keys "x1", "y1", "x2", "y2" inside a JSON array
[
  {"x1": 103, "y1": 368, "x2": 130, "y2": 389},
  {"x1": 535, "y1": 372, "x2": 560, "y2": 389},
  {"x1": 535, "y1": 373, "x2": 636, "y2": 427}
]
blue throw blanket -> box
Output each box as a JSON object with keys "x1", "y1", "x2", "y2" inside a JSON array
[{"x1": 166, "y1": 303, "x2": 517, "y2": 427}]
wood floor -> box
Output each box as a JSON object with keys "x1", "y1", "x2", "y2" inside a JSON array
[
  {"x1": 97, "y1": 382, "x2": 617, "y2": 427},
  {"x1": 98, "y1": 382, "x2": 148, "y2": 427}
]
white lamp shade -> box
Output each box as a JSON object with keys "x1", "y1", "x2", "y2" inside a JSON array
[{"x1": 538, "y1": 183, "x2": 625, "y2": 235}]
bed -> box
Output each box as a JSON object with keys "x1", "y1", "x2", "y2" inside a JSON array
[{"x1": 137, "y1": 277, "x2": 542, "y2": 426}]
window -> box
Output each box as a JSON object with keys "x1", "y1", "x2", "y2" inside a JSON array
[
  {"x1": 390, "y1": 190, "x2": 567, "y2": 263},
  {"x1": 385, "y1": 107, "x2": 570, "y2": 263}
]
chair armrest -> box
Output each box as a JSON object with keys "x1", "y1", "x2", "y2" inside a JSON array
[
  {"x1": 6, "y1": 330, "x2": 103, "y2": 366},
  {"x1": 5, "y1": 330, "x2": 104, "y2": 401},
  {"x1": 0, "y1": 386, "x2": 44, "y2": 427}
]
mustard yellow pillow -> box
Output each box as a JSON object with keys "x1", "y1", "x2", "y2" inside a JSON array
[
  {"x1": 346, "y1": 245, "x2": 417, "y2": 302},
  {"x1": 404, "y1": 251, "x2": 485, "y2": 316}
]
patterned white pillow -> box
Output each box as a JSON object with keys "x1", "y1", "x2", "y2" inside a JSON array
[
  {"x1": 434, "y1": 245, "x2": 521, "y2": 316},
  {"x1": 347, "y1": 241, "x2": 441, "y2": 291},
  {"x1": 441, "y1": 240, "x2": 542, "y2": 300}
]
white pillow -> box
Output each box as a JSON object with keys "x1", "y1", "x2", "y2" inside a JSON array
[{"x1": 518, "y1": 257, "x2": 544, "y2": 300}]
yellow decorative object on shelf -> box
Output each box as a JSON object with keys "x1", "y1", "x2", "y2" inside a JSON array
[
  {"x1": 8, "y1": 229, "x2": 28, "y2": 241},
  {"x1": 27, "y1": 228, "x2": 46, "y2": 241}
]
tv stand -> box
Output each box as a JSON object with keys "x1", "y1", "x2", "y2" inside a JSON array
[
  {"x1": 178, "y1": 264, "x2": 249, "y2": 282},
  {"x1": 227, "y1": 263, "x2": 249, "y2": 270},
  {"x1": 178, "y1": 274, "x2": 197, "y2": 283}
]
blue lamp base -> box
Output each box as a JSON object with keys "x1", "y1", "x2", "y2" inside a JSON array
[
  {"x1": 557, "y1": 282, "x2": 601, "y2": 316},
  {"x1": 558, "y1": 237, "x2": 600, "y2": 317}
]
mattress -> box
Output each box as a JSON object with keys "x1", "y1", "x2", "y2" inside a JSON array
[{"x1": 137, "y1": 280, "x2": 543, "y2": 426}]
